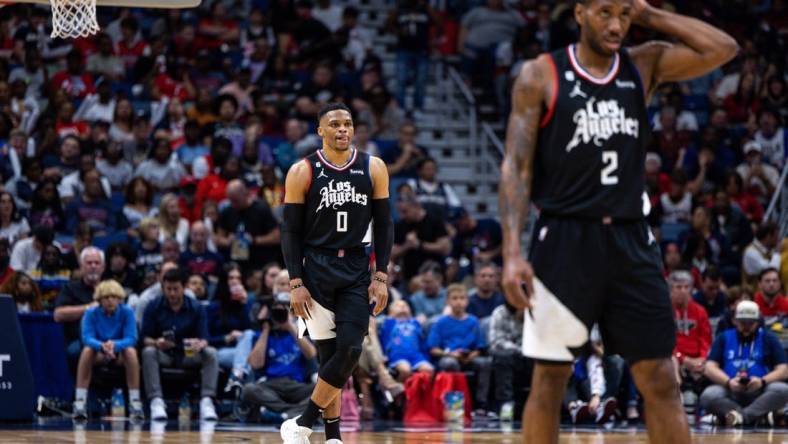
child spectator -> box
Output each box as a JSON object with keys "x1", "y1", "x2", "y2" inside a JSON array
[{"x1": 380, "y1": 300, "x2": 434, "y2": 383}]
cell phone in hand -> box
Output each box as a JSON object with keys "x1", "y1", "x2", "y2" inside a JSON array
[
  {"x1": 163, "y1": 330, "x2": 175, "y2": 343},
  {"x1": 739, "y1": 376, "x2": 750, "y2": 385}
]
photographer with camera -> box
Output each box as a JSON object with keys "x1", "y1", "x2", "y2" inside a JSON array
[
  {"x1": 700, "y1": 300, "x2": 788, "y2": 426},
  {"x1": 239, "y1": 291, "x2": 317, "y2": 422}
]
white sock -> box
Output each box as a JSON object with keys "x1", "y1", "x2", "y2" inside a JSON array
[
  {"x1": 129, "y1": 389, "x2": 141, "y2": 403},
  {"x1": 232, "y1": 368, "x2": 244, "y2": 379},
  {"x1": 201, "y1": 397, "x2": 212, "y2": 404},
  {"x1": 75, "y1": 388, "x2": 87, "y2": 401}
]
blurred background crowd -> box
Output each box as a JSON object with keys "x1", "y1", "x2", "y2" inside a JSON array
[{"x1": 0, "y1": 0, "x2": 787, "y2": 427}]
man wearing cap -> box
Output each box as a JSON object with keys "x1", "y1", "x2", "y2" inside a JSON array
[
  {"x1": 239, "y1": 292, "x2": 317, "y2": 422},
  {"x1": 736, "y1": 140, "x2": 779, "y2": 204},
  {"x1": 72, "y1": 280, "x2": 141, "y2": 421},
  {"x1": 669, "y1": 270, "x2": 712, "y2": 408},
  {"x1": 700, "y1": 300, "x2": 788, "y2": 426}
]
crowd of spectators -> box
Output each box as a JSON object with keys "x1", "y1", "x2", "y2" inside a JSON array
[{"x1": 0, "y1": 0, "x2": 786, "y2": 427}]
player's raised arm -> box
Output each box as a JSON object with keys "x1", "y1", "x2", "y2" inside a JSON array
[
  {"x1": 498, "y1": 57, "x2": 548, "y2": 310},
  {"x1": 369, "y1": 156, "x2": 392, "y2": 316},
  {"x1": 628, "y1": 0, "x2": 738, "y2": 96},
  {"x1": 282, "y1": 159, "x2": 314, "y2": 319}
]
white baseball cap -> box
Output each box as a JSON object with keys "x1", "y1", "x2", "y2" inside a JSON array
[
  {"x1": 744, "y1": 141, "x2": 762, "y2": 154},
  {"x1": 735, "y1": 300, "x2": 760, "y2": 321}
]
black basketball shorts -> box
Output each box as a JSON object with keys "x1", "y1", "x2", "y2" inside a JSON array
[
  {"x1": 298, "y1": 248, "x2": 371, "y2": 340},
  {"x1": 526, "y1": 216, "x2": 675, "y2": 364}
]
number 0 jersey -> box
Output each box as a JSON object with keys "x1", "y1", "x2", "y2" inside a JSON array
[
  {"x1": 532, "y1": 44, "x2": 652, "y2": 220},
  {"x1": 303, "y1": 149, "x2": 373, "y2": 250}
]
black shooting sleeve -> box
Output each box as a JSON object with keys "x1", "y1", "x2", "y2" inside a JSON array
[
  {"x1": 281, "y1": 203, "x2": 306, "y2": 280},
  {"x1": 372, "y1": 198, "x2": 394, "y2": 273}
]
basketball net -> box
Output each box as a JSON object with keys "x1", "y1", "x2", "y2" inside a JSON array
[{"x1": 49, "y1": 0, "x2": 100, "y2": 39}]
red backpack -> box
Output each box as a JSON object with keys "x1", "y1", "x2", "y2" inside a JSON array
[{"x1": 403, "y1": 372, "x2": 440, "y2": 423}]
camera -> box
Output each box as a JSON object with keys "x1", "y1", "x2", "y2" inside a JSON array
[{"x1": 271, "y1": 292, "x2": 291, "y2": 323}]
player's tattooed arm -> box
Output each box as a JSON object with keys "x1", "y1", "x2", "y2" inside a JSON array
[
  {"x1": 628, "y1": 0, "x2": 738, "y2": 97},
  {"x1": 498, "y1": 58, "x2": 547, "y2": 308},
  {"x1": 499, "y1": 58, "x2": 546, "y2": 262}
]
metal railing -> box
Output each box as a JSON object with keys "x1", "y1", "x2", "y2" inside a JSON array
[
  {"x1": 440, "y1": 64, "x2": 480, "y2": 182},
  {"x1": 764, "y1": 162, "x2": 788, "y2": 239}
]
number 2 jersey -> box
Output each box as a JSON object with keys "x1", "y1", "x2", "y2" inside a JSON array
[
  {"x1": 303, "y1": 148, "x2": 373, "y2": 250},
  {"x1": 532, "y1": 44, "x2": 652, "y2": 220}
]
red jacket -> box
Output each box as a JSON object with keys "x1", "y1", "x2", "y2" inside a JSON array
[
  {"x1": 673, "y1": 300, "x2": 712, "y2": 362},
  {"x1": 754, "y1": 292, "x2": 788, "y2": 318}
]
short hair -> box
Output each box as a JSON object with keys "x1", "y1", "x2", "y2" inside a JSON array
[
  {"x1": 318, "y1": 102, "x2": 352, "y2": 123},
  {"x1": 32, "y1": 224, "x2": 54, "y2": 245},
  {"x1": 756, "y1": 222, "x2": 778, "y2": 241},
  {"x1": 343, "y1": 6, "x2": 359, "y2": 18},
  {"x1": 669, "y1": 169, "x2": 688, "y2": 186},
  {"x1": 418, "y1": 261, "x2": 442, "y2": 278},
  {"x1": 759, "y1": 267, "x2": 780, "y2": 281},
  {"x1": 447, "y1": 283, "x2": 468, "y2": 298},
  {"x1": 475, "y1": 262, "x2": 499, "y2": 275},
  {"x1": 215, "y1": 94, "x2": 238, "y2": 113},
  {"x1": 417, "y1": 157, "x2": 437, "y2": 170},
  {"x1": 80, "y1": 246, "x2": 105, "y2": 265},
  {"x1": 668, "y1": 270, "x2": 693, "y2": 286},
  {"x1": 94, "y1": 280, "x2": 126, "y2": 301},
  {"x1": 162, "y1": 268, "x2": 186, "y2": 285},
  {"x1": 701, "y1": 265, "x2": 721, "y2": 281}
]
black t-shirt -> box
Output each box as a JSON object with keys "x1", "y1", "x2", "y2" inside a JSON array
[
  {"x1": 218, "y1": 199, "x2": 280, "y2": 266},
  {"x1": 394, "y1": 211, "x2": 448, "y2": 280},
  {"x1": 54, "y1": 279, "x2": 97, "y2": 344},
  {"x1": 395, "y1": 6, "x2": 432, "y2": 53}
]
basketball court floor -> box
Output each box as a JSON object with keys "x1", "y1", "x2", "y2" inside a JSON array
[{"x1": 1, "y1": 420, "x2": 786, "y2": 443}]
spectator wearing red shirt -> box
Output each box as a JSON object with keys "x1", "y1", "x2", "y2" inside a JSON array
[
  {"x1": 116, "y1": 17, "x2": 149, "y2": 70},
  {"x1": 725, "y1": 171, "x2": 763, "y2": 224},
  {"x1": 195, "y1": 156, "x2": 242, "y2": 217},
  {"x1": 197, "y1": 2, "x2": 240, "y2": 50},
  {"x1": 55, "y1": 102, "x2": 90, "y2": 140},
  {"x1": 670, "y1": 270, "x2": 711, "y2": 409},
  {"x1": 754, "y1": 268, "x2": 788, "y2": 327},
  {"x1": 50, "y1": 50, "x2": 95, "y2": 99}
]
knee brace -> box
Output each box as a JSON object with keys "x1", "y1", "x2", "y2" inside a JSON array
[
  {"x1": 316, "y1": 339, "x2": 337, "y2": 367},
  {"x1": 318, "y1": 322, "x2": 365, "y2": 388}
]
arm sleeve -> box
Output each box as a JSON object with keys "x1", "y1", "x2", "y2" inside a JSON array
[
  {"x1": 81, "y1": 309, "x2": 103, "y2": 351},
  {"x1": 587, "y1": 355, "x2": 606, "y2": 396},
  {"x1": 141, "y1": 301, "x2": 157, "y2": 339},
  {"x1": 281, "y1": 203, "x2": 306, "y2": 279},
  {"x1": 197, "y1": 305, "x2": 209, "y2": 340},
  {"x1": 113, "y1": 307, "x2": 138, "y2": 351},
  {"x1": 699, "y1": 310, "x2": 712, "y2": 358},
  {"x1": 707, "y1": 334, "x2": 725, "y2": 364},
  {"x1": 372, "y1": 198, "x2": 394, "y2": 272}
]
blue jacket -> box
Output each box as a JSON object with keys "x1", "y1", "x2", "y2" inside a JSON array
[
  {"x1": 709, "y1": 327, "x2": 787, "y2": 378},
  {"x1": 142, "y1": 295, "x2": 209, "y2": 351},
  {"x1": 81, "y1": 304, "x2": 137, "y2": 352}
]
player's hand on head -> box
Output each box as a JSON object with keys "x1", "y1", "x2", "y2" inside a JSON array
[
  {"x1": 502, "y1": 256, "x2": 534, "y2": 310},
  {"x1": 630, "y1": 0, "x2": 654, "y2": 26},
  {"x1": 290, "y1": 286, "x2": 314, "y2": 320}
]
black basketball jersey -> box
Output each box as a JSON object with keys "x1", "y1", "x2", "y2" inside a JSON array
[
  {"x1": 303, "y1": 149, "x2": 373, "y2": 250},
  {"x1": 532, "y1": 44, "x2": 652, "y2": 220}
]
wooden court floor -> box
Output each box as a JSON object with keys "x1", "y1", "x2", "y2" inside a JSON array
[{"x1": 1, "y1": 425, "x2": 787, "y2": 444}]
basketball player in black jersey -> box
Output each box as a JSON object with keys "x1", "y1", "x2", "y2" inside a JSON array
[
  {"x1": 279, "y1": 103, "x2": 393, "y2": 444},
  {"x1": 500, "y1": 1, "x2": 737, "y2": 442}
]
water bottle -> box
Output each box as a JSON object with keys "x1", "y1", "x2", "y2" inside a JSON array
[
  {"x1": 178, "y1": 394, "x2": 191, "y2": 422},
  {"x1": 444, "y1": 391, "x2": 464, "y2": 423},
  {"x1": 111, "y1": 388, "x2": 125, "y2": 418}
]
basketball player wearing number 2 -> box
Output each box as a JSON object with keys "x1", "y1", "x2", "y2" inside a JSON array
[
  {"x1": 500, "y1": 1, "x2": 737, "y2": 443},
  {"x1": 279, "y1": 103, "x2": 393, "y2": 444}
]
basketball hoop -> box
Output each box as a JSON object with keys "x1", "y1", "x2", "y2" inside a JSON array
[
  {"x1": 49, "y1": 0, "x2": 100, "y2": 39},
  {"x1": 13, "y1": 0, "x2": 201, "y2": 39}
]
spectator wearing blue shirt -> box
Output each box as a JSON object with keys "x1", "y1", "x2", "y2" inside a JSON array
[
  {"x1": 381, "y1": 300, "x2": 434, "y2": 383},
  {"x1": 240, "y1": 293, "x2": 317, "y2": 421},
  {"x1": 179, "y1": 221, "x2": 223, "y2": 284},
  {"x1": 427, "y1": 284, "x2": 493, "y2": 414},
  {"x1": 72, "y1": 280, "x2": 141, "y2": 420},
  {"x1": 207, "y1": 263, "x2": 256, "y2": 393},
  {"x1": 175, "y1": 120, "x2": 209, "y2": 173},
  {"x1": 141, "y1": 268, "x2": 219, "y2": 422},
  {"x1": 448, "y1": 209, "x2": 502, "y2": 282},
  {"x1": 409, "y1": 262, "x2": 447, "y2": 325},
  {"x1": 700, "y1": 301, "x2": 788, "y2": 426},
  {"x1": 467, "y1": 263, "x2": 505, "y2": 320}
]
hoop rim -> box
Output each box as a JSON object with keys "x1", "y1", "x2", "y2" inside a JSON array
[{"x1": 12, "y1": 0, "x2": 199, "y2": 8}]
